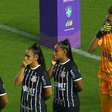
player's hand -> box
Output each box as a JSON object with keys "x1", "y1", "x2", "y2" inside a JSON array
[
  {"x1": 51, "y1": 55, "x2": 56, "y2": 65},
  {"x1": 21, "y1": 59, "x2": 31, "y2": 68},
  {"x1": 22, "y1": 60, "x2": 28, "y2": 67}
]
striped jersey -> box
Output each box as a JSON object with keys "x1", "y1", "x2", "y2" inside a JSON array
[
  {"x1": 53, "y1": 59, "x2": 82, "y2": 108},
  {"x1": 20, "y1": 65, "x2": 51, "y2": 112},
  {"x1": 0, "y1": 77, "x2": 7, "y2": 97}
]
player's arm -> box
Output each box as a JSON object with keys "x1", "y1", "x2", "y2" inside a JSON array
[
  {"x1": 88, "y1": 26, "x2": 105, "y2": 54},
  {"x1": 88, "y1": 22, "x2": 112, "y2": 53},
  {"x1": 15, "y1": 64, "x2": 26, "y2": 86},
  {"x1": 15, "y1": 56, "x2": 30, "y2": 86},
  {"x1": 44, "y1": 86, "x2": 52, "y2": 100},
  {"x1": 0, "y1": 94, "x2": 8, "y2": 110},
  {"x1": 48, "y1": 56, "x2": 56, "y2": 78},
  {"x1": 48, "y1": 64, "x2": 55, "y2": 78},
  {"x1": 74, "y1": 79, "x2": 83, "y2": 92},
  {"x1": 42, "y1": 71, "x2": 52, "y2": 100},
  {"x1": 88, "y1": 37, "x2": 99, "y2": 53},
  {"x1": 70, "y1": 67, "x2": 83, "y2": 92}
]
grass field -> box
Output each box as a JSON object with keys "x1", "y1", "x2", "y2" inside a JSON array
[{"x1": 0, "y1": 0, "x2": 111, "y2": 112}]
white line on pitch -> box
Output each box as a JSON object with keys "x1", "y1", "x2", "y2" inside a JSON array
[
  {"x1": 72, "y1": 48, "x2": 100, "y2": 61},
  {"x1": 0, "y1": 24, "x2": 38, "y2": 40},
  {"x1": 0, "y1": 24, "x2": 100, "y2": 61}
]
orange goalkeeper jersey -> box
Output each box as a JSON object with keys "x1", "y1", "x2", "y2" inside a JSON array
[
  {"x1": 97, "y1": 33, "x2": 112, "y2": 74},
  {"x1": 96, "y1": 22, "x2": 112, "y2": 76}
]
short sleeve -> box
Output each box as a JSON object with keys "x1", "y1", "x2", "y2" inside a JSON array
[
  {"x1": 41, "y1": 71, "x2": 52, "y2": 89},
  {"x1": 70, "y1": 67, "x2": 82, "y2": 82},
  {"x1": 96, "y1": 29, "x2": 103, "y2": 46},
  {"x1": 0, "y1": 78, "x2": 7, "y2": 96}
]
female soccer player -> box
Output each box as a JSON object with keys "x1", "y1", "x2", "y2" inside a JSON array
[
  {"x1": 15, "y1": 43, "x2": 52, "y2": 112},
  {"x1": 88, "y1": 6, "x2": 112, "y2": 112},
  {"x1": 48, "y1": 39, "x2": 83, "y2": 112}
]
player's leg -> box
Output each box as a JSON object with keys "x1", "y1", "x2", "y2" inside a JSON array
[
  {"x1": 108, "y1": 79, "x2": 112, "y2": 112},
  {"x1": 100, "y1": 94, "x2": 110, "y2": 112},
  {"x1": 99, "y1": 78, "x2": 110, "y2": 112},
  {"x1": 109, "y1": 97, "x2": 112, "y2": 112}
]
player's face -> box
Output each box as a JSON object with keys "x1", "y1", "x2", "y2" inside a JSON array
[
  {"x1": 54, "y1": 45, "x2": 66, "y2": 61},
  {"x1": 24, "y1": 49, "x2": 37, "y2": 65}
]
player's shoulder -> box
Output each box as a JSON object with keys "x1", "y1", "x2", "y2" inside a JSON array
[
  {"x1": 65, "y1": 59, "x2": 72, "y2": 66},
  {"x1": 35, "y1": 66, "x2": 47, "y2": 76},
  {"x1": 64, "y1": 60, "x2": 74, "y2": 70}
]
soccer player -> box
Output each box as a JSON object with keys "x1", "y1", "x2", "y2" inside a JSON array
[
  {"x1": 48, "y1": 39, "x2": 83, "y2": 112},
  {"x1": 15, "y1": 43, "x2": 52, "y2": 112},
  {"x1": 88, "y1": 6, "x2": 112, "y2": 112},
  {"x1": 0, "y1": 77, "x2": 8, "y2": 111}
]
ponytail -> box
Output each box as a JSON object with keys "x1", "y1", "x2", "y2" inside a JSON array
[
  {"x1": 58, "y1": 39, "x2": 78, "y2": 69},
  {"x1": 29, "y1": 43, "x2": 46, "y2": 70}
]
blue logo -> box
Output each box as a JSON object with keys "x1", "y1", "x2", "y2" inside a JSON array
[{"x1": 65, "y1": 6, "x2": 72, "y2": 18}]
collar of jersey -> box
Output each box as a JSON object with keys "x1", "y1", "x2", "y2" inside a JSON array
[
  {"x1": 31, "y1": 64, "x2": 41, "y2": 70},
  {"x1": 60, "y1": 59, "x2": 70, "y2": 65}
]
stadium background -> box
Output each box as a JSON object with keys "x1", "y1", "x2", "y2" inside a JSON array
[{"x1": 0, "y1": 0, "x2": 111, "y2": 112}]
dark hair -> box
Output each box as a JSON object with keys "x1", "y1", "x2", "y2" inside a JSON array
[
  {"x1": 57, "y1": 39, "x2": 78, "y2": 68},
  {"x1": 108, "y1": 6, "x2": 112, "y2": 14},
  {"x1": 29, "y1": 43, "x2": 46, "y2": 70}
]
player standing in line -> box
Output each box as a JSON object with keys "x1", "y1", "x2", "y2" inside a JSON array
[
  {"x1": 48, "y1": 39, "x2": 83, "y2": 112},
  {"x1": 15, "y1": 43, "x2": 52, "y2": 112},
  {"x1": 88, "y1": 6, "x2": 112, "y2": 112}
]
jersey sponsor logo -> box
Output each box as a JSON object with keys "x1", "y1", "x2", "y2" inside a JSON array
[
  {"x1": 56, "y1": 82, "x2": 66, "y2": 91},
  {"x1": 23, "y1": 85, "x2": 35, "y2": 96}
]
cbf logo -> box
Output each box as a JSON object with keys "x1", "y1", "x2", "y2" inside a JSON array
[
  {"x1": 31, "y1": 76, "x2": 37, "y2": 83},
  {"x1": 65, "y1": 6, "x2": 72, "y2": 18}
]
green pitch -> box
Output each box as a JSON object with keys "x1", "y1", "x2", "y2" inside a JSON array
[{"x1": 0, "y1": 0, "x2": 111, "y2": 112}]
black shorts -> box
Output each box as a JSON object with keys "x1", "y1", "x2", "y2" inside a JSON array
[{"x1": 53, "y1": 102, "x2": 80, "y2": 112}]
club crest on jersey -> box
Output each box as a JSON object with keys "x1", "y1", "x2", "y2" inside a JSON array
[
  {"x1": 61, "y1": 71, "x2": 65, "y2": 78},
  {"x1": 31, "y1": 76, "x2": 37, "y2": 82}
]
